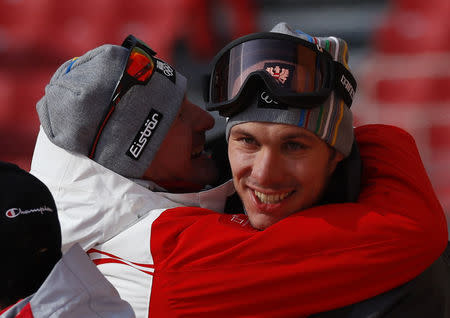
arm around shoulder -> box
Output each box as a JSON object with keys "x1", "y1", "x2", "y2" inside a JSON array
[{"x1": 148, "y1": 124, "x2": 448, "y2": 317}]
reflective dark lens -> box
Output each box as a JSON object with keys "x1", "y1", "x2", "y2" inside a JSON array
[
  {"x1": 210, "y1": 38, "x2": 329, "y2": 104},
  {"x1": 126, "y1": 47, "x2": 154, "y2": 82}
]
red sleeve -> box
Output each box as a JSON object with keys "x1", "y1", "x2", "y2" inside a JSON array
[
  {"x1": 1, "y1": 303, "x2": 34, "y2": 318},
  {"x1": 15, "y1": 304, "x2": 33, "y2": 318},
  {"x1": 0, "y1": 300, "x2": 29, "y2": 317},
  {"x1": 0, "y1": 305, "x2": 13, "y2": 315},
  {"x1": 149, "y1": 124, "x2": 448, "y2": 317}
]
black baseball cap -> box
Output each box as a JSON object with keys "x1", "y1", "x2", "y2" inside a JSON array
[{"x1": 0, "y1": 161, "x2": 62, "y2": 305}]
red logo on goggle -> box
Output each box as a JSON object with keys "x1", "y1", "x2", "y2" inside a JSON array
[
  {"x1": 266, "y1": 65, "x2": 290, "y2": 84},
  {"x1": 266, "y1": 65, "x2": 289, "y2": 84},
  {"x1": 264, "y1": 62, "x2": 295, "y2": 87}
]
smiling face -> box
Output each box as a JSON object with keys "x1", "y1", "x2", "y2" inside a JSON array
[
  {"x1": 143, "y1": 98, "x2": 219, "y2": 191},
  {"x1": 228, "y1": 121, "x2": 343, "y2": 230}
]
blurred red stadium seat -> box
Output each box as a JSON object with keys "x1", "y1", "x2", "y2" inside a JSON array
[
  {"x1": 375, "y1": 77, "x2": 450, "y2": 105},
  {"x1": 0, "y1": 0, "x2": 260, "y2": 171},
  {"x1": 355, "y1": 0, "x2": 450, "y2": 222}
]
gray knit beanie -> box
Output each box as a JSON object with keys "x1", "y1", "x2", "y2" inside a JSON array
[
  {"x1": 226, "y1": 22, "x2": 355, "y2": 157},
  {"x1": 37, "y1": 41, "x2": 186, "y2": 178}
]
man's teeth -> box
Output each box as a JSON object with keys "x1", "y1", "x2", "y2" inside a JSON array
[{"x1": 254, "y1": 190, "x2": 291, "y2": 204}]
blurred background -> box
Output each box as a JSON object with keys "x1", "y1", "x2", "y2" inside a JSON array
[{"x1": 0, "y1": 0, "x2": 449, "y2": 228}]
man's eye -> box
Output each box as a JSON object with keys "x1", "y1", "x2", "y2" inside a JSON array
[
  {"x1": 284, "y1": 142, "x2": 307, "y2": 151},
  {"x1": 238, "y1": 137, "x2": 257, "y2": 145},
  {"x1": 242, "y1": 137, "x2": 256, "y2": 144}
]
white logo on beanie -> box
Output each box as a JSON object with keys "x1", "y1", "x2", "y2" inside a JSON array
[
  {"x1": 5, "y1": 206, "x2": 54, "y2": 218},
  {"x1": 157, "y1": 60, "x2": 174, "y2": 77},
  {"x1": 155, "y1": 58, "x2": 176, "y2": 83},
  {"x1": 340, "y1": 74, "x2": 355, "y2": 100},
  {"x1": 127, "y1": 109, "x2": 163, "y2": 160}
]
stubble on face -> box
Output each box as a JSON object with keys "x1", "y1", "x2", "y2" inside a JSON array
[
  {"x1": 228, "y1": 122, "x2": 343, "y2": 230},
  {"x1": 143, "y1": 99, "x2": 219, "y2": 191}
]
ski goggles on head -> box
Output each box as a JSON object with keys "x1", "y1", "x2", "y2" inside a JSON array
[
  {"x1": 204, "y1": 32, "x2": 357, "y2": 116},
  {"x1": 89, "y1": 34, "x2": 156, "y2": 158}
]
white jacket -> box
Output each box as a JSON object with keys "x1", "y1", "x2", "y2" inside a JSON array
[
  {"x1": 31, "y1": 128, "x2": 235, "y2": 253},
  {"x1": 0, "y1": 244, "x2": 134, "y2": 318},
  {"x1": 30, "y1": 128, "x2": 235, "y2": 317}
]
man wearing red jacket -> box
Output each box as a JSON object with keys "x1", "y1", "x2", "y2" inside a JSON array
[
  {"x1": 27, "y1": 29, "x2": 447, "y2": 317},
  {"x1": 202, "y1": 21, "x2": 450, "y2": 316},
  {"x1": 146, "y1": 124, "x2": 448, "y2": 317}
]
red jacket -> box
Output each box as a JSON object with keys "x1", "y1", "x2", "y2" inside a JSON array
[{"x1": 145, "y1": 124, "x2": 447, "y2": 317}]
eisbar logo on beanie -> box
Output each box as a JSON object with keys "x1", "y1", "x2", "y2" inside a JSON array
[{"x1": 127, "y1": 109, "x2": 163, "y2": 160}]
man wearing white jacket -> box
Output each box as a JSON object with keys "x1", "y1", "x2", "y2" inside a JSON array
[{"x1": 29, "y1": 34, "x2": 448, "y2": 317}]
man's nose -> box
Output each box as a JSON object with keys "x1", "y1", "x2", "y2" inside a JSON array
[
  {"x1": 196, "y1": 107, "x2": 215, "y2": 131},
  {"x1": 251, "y1": 148, "x2": 284, "y2": 187},
  {"x1": 188, "y1": 101, "x2": 215, "y2": 131}
]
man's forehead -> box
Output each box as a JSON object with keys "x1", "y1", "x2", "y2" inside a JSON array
[{"x1": 232, "y1": 121, "x2": 320, "y2": 141}]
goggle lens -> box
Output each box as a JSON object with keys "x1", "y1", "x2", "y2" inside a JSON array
[
  {"x1": 205, "y1": 33, "x2": 356, "y2": 116},
  {"x1": 210, "y1": 38, "x2": 329, "y2": 104},
  {"x1": 126, "y1": 47, "x2": 155, "y2": 82}
]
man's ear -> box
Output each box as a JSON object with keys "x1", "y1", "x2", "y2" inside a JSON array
[
  {"x1": 321, "y1": 140, "x2": 362, "y2": 205},
  {"x1": 328, "y1": 149, "x2": 345, "y2": 176}
]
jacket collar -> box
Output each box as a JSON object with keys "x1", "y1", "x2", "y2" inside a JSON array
[{"x1": 30, "y1": 127, "x2": 235, "y2": 251}]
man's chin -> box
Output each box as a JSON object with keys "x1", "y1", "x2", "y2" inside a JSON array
[{"x1": 246, "y1": 211, "x2": 279, "y2": 230}]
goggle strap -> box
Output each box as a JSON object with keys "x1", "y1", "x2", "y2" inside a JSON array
[
  {"x1": 334, "y1": 62, "x2": 357, "y2": 108},
  {"x1": 202, "y1": 73, "x2": 211, "y2": 103},
  {"x1": 89, "y1": 104, "x2": 116, "y2": 158},
  {"x1": 122, "y1": 35, "x2": 157, "y2": 56}
]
